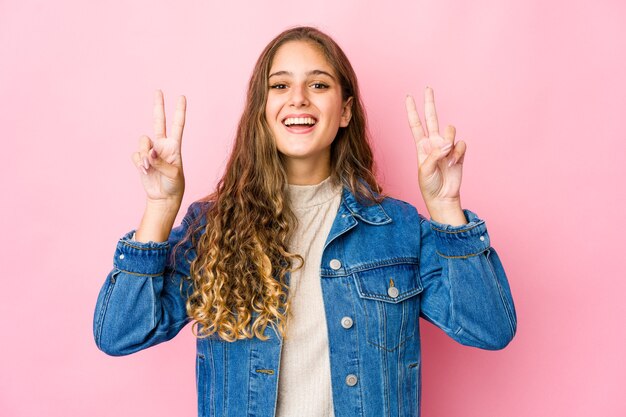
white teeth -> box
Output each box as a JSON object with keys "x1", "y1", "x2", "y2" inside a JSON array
[{"x1": 284, "y1": 117, "x2": 316, "y2": 126}]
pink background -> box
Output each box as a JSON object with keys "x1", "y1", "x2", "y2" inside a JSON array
[{"x1": 1, "y1": 0, "x2": 624, "y2": 416}]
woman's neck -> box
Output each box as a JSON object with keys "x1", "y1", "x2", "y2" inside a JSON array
[{"x1": 284, "y1": 153, "x2": 331, "y2": 185}]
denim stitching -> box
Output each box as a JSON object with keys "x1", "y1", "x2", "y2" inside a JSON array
[
  {"x1": 120, "y1": 241, "x2": 170, "y2": 251},
  {"x1": 362, "y1": 294, "x2": 417, "y2": 352},
  {"x1": 354, "y1": 265, "x2": 421, "y2": 351},
  {"x1": 368, "y1": 333, "x2": 415, "y2": 352},
  {"x1": 112, "y1": 269, "x2": 163, "y2": 278},
  {"x1": 321, "y1": 258, "x2": 420, "y2": 277},
  {"x1": 436, "y1": 250, "x2": 486, "y2": 259},
  {"x1": 272, "y1": 339, "x2": 283, "y2": 417},
  {"x1": 399, "y1": 297, "x2": 408, "y2": 350},
  {"x1": 197, "y1": 353, "x2": 206, "y2": 417},
  {"x1": 94, "y1": 272, "x2": 117, "y2": 348},
  {"x1": 208, "y1": 342, "x2": 215, "y2": 417},
  {"x1": 149, "y1": 278, "x2": 156, "y2": 330},
  {"x1": 357, "y1": 288, "x2": 423, "y2": 303},
  {"x1": 409, "y1": 361, "x2": 420, "y2": 416},
  {"x1": 246, "y1": 349, "x2": 252, "y2": 416},
  {"x1": 381, "y1": 324, "x2": 390, "y2": 417},
  {"x1": 485, "y1": 250, "x2": 517, "y2": 336},
  {"x1": 345, "y1": 277, "x2": 366, "y2": 417},
  {"x1": 381, "y1": 301, "x2": 388, "y2": 351},
  {"x1": 396, "y1": 318, "x2": 404, "y2": 417},
  {"x1": 353, "y1": 264, "x2": 423, "y2": 303},
  {"x1": 444, "y1": 257, "x2": 462, "y2": 337},
  {"x1": 353, "y1": 258, "x2": 420, "y2": 271},
  {"x1": 341, "y1": 190, "x2": 392, "y2": 225},
  {"x1": 321, "y1": 214, "x2": 357, "y2": 254},
  {"x1": 430, "y1": 221, "x2": 484, "y2": 234},
  {"x1": 223, "y1": 342, "x2": 228, "y2": 417}
]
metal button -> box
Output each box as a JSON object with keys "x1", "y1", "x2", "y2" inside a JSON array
[
  {"x1": 345, "y1": 374, "x2": 358, "y2": 386},
  {"x1": 329, "y1": 259, "x2": 342, "y2": 270},
  {"x1": 341, "y1": 316, "x2": 353, "y2": 329},
  {"x1": 480, "y1": 236, "x2": 485, "y2": 241},
  {"x1": 387, "y1": 286, "x2": 399, "y2": 298},
  {"x1": 119, "y1": 254, "x2": 125, "y2": 260}
]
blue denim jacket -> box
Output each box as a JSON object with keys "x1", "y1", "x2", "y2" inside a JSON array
[{"x1": 93, "y1": 185, "x2": 516, "y2": 417}]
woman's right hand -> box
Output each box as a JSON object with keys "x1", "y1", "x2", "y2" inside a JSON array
[{"x1": 132, "y1": 90, "x2": 186, "y2": 206}]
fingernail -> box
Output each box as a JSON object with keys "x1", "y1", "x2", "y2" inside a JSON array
[
  {"x1": 441, "y1": 143, "x2": 452, "y2": 153},
  {"x1": 150, "y1": 149, "x2": 157, "y2": 159},
  {"x1": 448, "y1": 158, "x2": 456, "y2": 167},
  {"x1": 143, "y1": 157, "x2": 150, "y2": 170},
  {"x1": 140, "y1": 165, "x2": 148, "y2": 175}
]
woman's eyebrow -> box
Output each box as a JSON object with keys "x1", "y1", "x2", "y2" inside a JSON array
[{"x1": 268, "y1": 70, "x2": 336, "y2": 80}]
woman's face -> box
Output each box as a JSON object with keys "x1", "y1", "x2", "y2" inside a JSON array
[{"x1": 265, "y1": 40, "x2": 352, "y2": 184}]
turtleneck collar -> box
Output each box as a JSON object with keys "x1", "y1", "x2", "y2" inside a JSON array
[{"x1": 286, "y1": 175, "x2": 342, "y2": 209}]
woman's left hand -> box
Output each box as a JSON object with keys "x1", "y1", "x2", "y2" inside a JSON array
[{"x1": 406, "y1": 87, "x2": 467, "y2": 225}]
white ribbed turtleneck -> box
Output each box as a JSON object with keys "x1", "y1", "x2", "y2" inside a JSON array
[{"x1": 275, "y1": 175, "x2": 342, "y2": 417}]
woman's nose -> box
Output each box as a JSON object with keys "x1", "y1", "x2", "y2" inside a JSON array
[{"x1": 289, "y1": 84, "x2": 309, "y2": 107}]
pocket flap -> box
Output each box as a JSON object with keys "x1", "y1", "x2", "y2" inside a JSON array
[{"x1": 354, "y1": 263, "x2": 423, "y2": 303}]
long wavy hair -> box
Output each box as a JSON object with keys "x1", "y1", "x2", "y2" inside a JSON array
[{"x1": 182, "y1": 26, "x2": 385, "y2": 342}]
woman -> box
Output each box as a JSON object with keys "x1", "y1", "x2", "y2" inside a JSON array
[{"x1": 94, "y1": 26, "x2": 516, "y2": 417}]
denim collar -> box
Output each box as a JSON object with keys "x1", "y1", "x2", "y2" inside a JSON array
[{"x1": 340, "y1": 184, "x2": 392, "y2": 226}]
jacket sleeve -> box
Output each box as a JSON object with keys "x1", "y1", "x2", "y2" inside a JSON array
[
  {"x1": 93, "y1": 203, "x2": 203, "y2": 356},
  {"x1": 417, "y1": 209, "x2": 517, "y2": 350}
]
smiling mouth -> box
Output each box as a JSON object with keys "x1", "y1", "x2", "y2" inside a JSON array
[{"x1": 283, "y1": 116, "x2": 317, "y2": 127}]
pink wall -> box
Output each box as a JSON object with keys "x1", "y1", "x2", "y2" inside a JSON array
[{"x1": 1, "y1": 0, "x2": 624, "y2": 416}]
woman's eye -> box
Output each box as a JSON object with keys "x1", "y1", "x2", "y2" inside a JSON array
[
  {"x1": 270, "y1": 84, "x2": 287, "y2": 89},
  {"x1": 311, "y1": 83, "x2": 329, "y2": 89}
]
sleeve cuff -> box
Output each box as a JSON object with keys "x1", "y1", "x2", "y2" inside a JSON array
[
  {"x1": 112, "y1": 230, "x2": 170, "y2": 275},
  {"x1": 429, "y1": 209, "x2": 491, "y2": 258}
]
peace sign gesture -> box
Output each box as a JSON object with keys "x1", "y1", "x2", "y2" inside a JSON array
[
  {"x1": 406, "y1": 87, "x2": 467, "y2": 225},
  {"x1": 132, "y1": 90, "x2": 186, "y2": 205}
]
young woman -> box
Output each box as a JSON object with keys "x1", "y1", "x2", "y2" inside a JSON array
[{"x1": 94, "y1": 26, "x2": 516, "y2": 417}]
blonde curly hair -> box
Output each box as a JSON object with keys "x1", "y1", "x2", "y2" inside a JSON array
[{"x1": 181, "y1": 26, "x2": 384, "y2": 342}]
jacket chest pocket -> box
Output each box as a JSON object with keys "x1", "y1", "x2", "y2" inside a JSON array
[{"x1": 353, "y1": 263, "x2": 423, "y2": 351}]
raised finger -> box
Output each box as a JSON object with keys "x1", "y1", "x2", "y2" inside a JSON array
[
  {"x1": 132, "y1": 151, "x2": 148, "y2": 175},
  {"x1": 424, "y1": 87, "x2": 439, "y2": 135},
  {"x1": 147, "y1": 148, "x2": 180, "y2": 179},
  {"x1": 153, "y1": 90, "x2": 166, "y2": 140},
  {"x1": 170, "y1": 95, "x2": 186, "y2": 143},
  {"x1": 138, "y1": 134, "x2": 152, "y2": 151},
  {"x1": 405, "y1": 95, "x2": 425, "y2": 140},
  {"x1": 443, "y1": 125, "x2": 456, "y2": 146},
  {"x1": 138, "y1": 135, "x2": 153, "y2": 171},
  {"x1": 416, "y1": 137, "x2": 431, "y2": 167},
  {"x1": 448, "y1": 140, "x2": 467, "y2": 167}
]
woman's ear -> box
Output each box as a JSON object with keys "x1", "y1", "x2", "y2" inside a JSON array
[{"x1": 340, "y1": 97, "x2": 353, "y2": 127}]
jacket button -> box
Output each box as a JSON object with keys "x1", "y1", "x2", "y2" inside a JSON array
[
  {"x1": 329, "y1": 259, "x2": 342, "y2": 270},
  {"x1": 387, "y1": 286, "x2": 399, "y2": 298},
  {"x1": 341, "y1": 316, "x2": 353, "y2": 329},
  {"x1": 345, "y1": 374, "x2": 358, "y2": 386}
]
